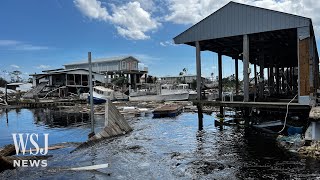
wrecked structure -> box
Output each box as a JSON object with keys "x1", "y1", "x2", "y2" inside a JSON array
[{"x1": 26, "y1": 56, "x2": 148, "y2": 98}]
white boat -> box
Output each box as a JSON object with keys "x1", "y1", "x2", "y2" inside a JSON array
[
  {"x1": 129, "y1": 84, "x2": 190, "y2": 101},
  {"x1": 86, "y1": 86, "x2": 115, "y2": 104}
]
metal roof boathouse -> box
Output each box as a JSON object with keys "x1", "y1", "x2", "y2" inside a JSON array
[{"x1": 174, "y1": 2, "x2": 319, "y2": 129}]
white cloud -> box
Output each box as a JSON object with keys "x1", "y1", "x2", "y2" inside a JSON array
[
  {"x1": 36, "y1": 65, "x2": 51, "y2": 69},
  {"x1": 73, "y1": 0, "x2": 320, "y2": 39},
  {"x1": 74, "y1": 0, "x2": 109, "y2": 21},
  {"x1": 10, "y1": 64, "x2": 20, "y2": 69},
  {"x1": 160, "y1": 40, "x2": 176, "y2": 47},
  {"x1": 0, "y1": 39, "x2": 49, "y2": 51},
  {"x1": 74, "y1": 0, "x2": 160, "y2": 40}
]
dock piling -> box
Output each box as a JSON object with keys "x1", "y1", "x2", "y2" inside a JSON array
[
  {"x1": 218, "y1": 53, "x2": 223, "y2": 115},
  {"x1": 196, "y1": 41, "x2": 203, "y2": 130},
  {"x1": 243, "y1": 34, "x2": 249, "y2": 102}
]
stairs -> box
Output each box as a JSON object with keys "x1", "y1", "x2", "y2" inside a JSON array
[{"x1": 23, "y1": 82, "x2": 47, "y2": 99}]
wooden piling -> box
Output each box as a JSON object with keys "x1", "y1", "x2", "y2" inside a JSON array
[
  {"x1": 243, "y1": 34, "x2": 249, "y2": 102},
  {"x1": 196, "y1": 41, "x2": 203, "y2": 130},
  {"x1": 218, "y1": 53, "x2": 223, "y2": 115}
]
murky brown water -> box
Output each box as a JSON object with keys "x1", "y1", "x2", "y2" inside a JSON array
[{"x1": 1, "y1": 109, "x2": 320, "y2": 179}]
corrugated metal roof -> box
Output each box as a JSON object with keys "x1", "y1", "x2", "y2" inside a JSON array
[
  {"x1": 174, "y1": 1, "x2": 311, "y2": 44},
  {"x1": 64, "y1": 56, "x2": 139, "y2": 66}
]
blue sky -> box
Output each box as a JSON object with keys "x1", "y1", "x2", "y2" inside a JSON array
[{"x1": 0, "y1": 0, "x2": 319, "y2": 81}]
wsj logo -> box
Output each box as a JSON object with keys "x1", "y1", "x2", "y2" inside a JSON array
[{"x1": 12, "y1": 133, "x2": 49, "y2": 167}]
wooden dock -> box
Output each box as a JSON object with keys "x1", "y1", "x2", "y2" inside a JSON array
[{"x1": 194, "y1": 100, "x2": 310, "y2": 110}]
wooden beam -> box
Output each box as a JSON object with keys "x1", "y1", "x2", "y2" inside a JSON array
[
  {"x1": 298, "y1": 27, "x2": 311, "y2": 97},
  {"x1": 196, "y1": 41, "x2": 203, "y2": 130},
  {"x1": 243, "y1": 35, "x2": 249, "y2": 102}
]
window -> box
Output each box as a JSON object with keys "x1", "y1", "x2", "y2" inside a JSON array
[{"x1": 122, "y1": 61, "x2": 126, "y2": 69}]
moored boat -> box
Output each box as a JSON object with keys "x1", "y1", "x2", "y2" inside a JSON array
[
  {"x1": 129, "y1": 84, "x2": 190, "y2": 102},
  {"x1": 88, "y1": 86, "x2": 115, "y2": 104}
]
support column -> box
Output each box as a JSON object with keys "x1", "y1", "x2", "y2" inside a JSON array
[
  {"x1": 218, "y1": 53, "x2": 223, "y2": 115},
  {"x1": 259, "y1": 56, "x2": 264, "y2": 98},
  {"x1": 297, "y1": 26, "x2": 311, "y2": 104},
  {"x1": 145, "y1": 74, "x2": 147, "y2": 83},
  {"x1": 286, "y1": 67, "x2": 290, "y2": 94},
  {"x1": 290, "y1": 67, "x2": 293, "y2": 91},
  {"x1": 133, "y1": 74, "x2": 137, "y2": 90},
  {"x1": 254, "y1": 63, "x2": 257, "y2": 101},
  {"x1": 235, "y1": 58, "x2": 239, "y2": 95},
  {"x1": 281, "y1": 67, "x2": 285, "y2": 92},
  {"x1": 5, "y1": 83, "x2": 7, "y2": 103},
  {"x1": 243, "y1": 34, "x2": 250, "y2": 102},
  {"x1": 196, "y1": 41, "x2": 203, "y2": 130},
  {"x1": 270, "y1": 59, "x2": 274, "y2": 95}
]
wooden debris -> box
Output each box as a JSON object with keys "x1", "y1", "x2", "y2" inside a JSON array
[
  {"x1": 92, "y1": 100, "x2": 132, "y2": 140},
  {"x1": 0, "y1": 144, "x2": 16, "y2": 156},
  {"x1": 0, "y1": 156, "x2": 14, "y2": 172},
  {"x1": 309, "y1": 106, "x2": 320, "y2": 120}
]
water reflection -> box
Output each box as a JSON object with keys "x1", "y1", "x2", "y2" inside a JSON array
[
  {"x1": 0, "y1": 108, "x2": 102, "y2": 149},
  {"x1": 32, "y1": 108, "x2": 90, "y2": 128}
]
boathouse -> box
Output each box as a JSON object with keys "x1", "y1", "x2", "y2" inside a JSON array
[{"x1": 174, "y1": 2, "x2": 319, "y2": 129}]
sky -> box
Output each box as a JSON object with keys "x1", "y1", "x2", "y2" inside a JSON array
[{"x1": 0, "y1": 0, "x2": 320, "y2": 81}]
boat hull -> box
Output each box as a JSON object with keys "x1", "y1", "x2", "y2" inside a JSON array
[
  {"x1": 129, "y1": 92, "x2": 189, "y2": 102},
  {"x1": 88, "y1": 96, "x2": 107, "y2": 104}
]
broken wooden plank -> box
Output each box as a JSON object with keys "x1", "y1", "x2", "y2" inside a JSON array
[
  {"x1": 69, "y1": 163, "x2": 109, "y2": 171},
  {"x1": 0, "y1": 144, "x2": 16, "y2": 156}
]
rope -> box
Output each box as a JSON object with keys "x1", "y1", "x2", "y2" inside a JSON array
[{"x1": 278, "y1": 94, "x2": 298, "y2": 133}]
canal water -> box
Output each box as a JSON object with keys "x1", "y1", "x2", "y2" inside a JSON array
[{"x1": 1, "y1": 108, "x2": 320, "y2": 179}]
